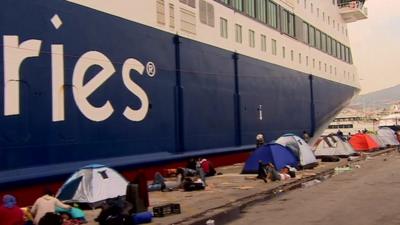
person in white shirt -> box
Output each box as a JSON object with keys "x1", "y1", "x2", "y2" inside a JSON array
[{"x1": 30, "y1": 190, "x2": 71, "y2": 225}]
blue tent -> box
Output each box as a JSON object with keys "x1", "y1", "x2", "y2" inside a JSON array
[{"x1": 242, "y1": 143, "x2": 299, "y2": 174}]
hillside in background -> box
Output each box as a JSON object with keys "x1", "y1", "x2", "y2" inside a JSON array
[{"x1": 349, "y1": 84, "x2": 400, "y2": 110}]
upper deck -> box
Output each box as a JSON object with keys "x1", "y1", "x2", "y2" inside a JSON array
[
  {"x1": 338, "y1": 0, "x2": 368, "y2": 23},
  {"x1": 65, "y1": 0, "x2": 361, "y2": 88}
]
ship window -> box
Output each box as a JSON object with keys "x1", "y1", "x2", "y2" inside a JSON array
[
  {"x1": 290, "y1": 50, "x2": 294, "y2": 61},
  {"x1": 315, "y1": 29, "x2": 321, "y2": 49},
  {"x1": 288, "y1": 13, "x2": 295, "y2": 37},
  {"x1": 281, "y1": 9, "x2": 295, "y2": 37},
  {"x1": 328, "y1": 16, "x2": 330, "y2": 25},
  {"x1": 303, "y1": 22, "x2": 309, "y2": 43},
  {"x1": 330, "y1": 65, "x2": 332, "y2": 74},
  {"x1": 344, "y1": 47, "x2": 349, "y2": 62},
  {"x1": 180, "y1": 0, "x2": 196, "y2": 8},
  {"x1": 341, "y1": 44, "x2": 345, "y2": 61},
  {"x1": 267, "y1": 1, "x2": 277, "y2": 28},
  {"x1": 327, "y1": 36, "x2": 332, "y2": 55},
  {"x1": 231, "y1": 0, "x2": 243, "y2": 11},
  {"x1": 321, "y1": 33, "x2": 327, "y2": 52},
  {"x1": 349, "y1": 48, "x2": 353, "y2": 64},
  {"x1": 281, "y1": 10, "x2": 288, "y2": 34},
  {"x1": 304, "y1": 0, "x2": 306, "y2": 9},
  {"x1": 156, "y1": 0, "x2": 166, "y2": 25},
  {"x1": 332, "y1": 39, "x2": 337, "y2": 57},
  {"x1": 261, "y1": 34, "x2": 267, "y2": 52},
  {"x1": 312, "y1": 58, "x2": 315, "y2": 68},
  {"x1": 322, "y1": 12, "x2": 325, "y2": 21},
  {"x1": 336, "y1": 42, "x2": 341, "y2": 59},
  {"x1": 308, "y1": 26, "x2": 315, "y2": 46},
  {"x1": 271, "y1": 39, "x2": 277, "y2": 55},
  {"x1": 306, "y1": 56, "x2": 309, "y2": 66},
  {"x1": 316, "y1": 8, "x2": 319, "y2": 17},
  {"x1": 169, "y1": 4, "x2": 175, "y2": 28},
  {"x1": 199, "y1": 0, "x2": 215, "y2": 27},
  {"x1": 299, "y1": 53, "x2": 302, "y2": 64},
  {"x1": 318, "y1": 61, "x2": 321, "y2": 70},
  {"x1": 244, "y1": 0, "x2": 256, "y2": 17},
  {"x1": 310, "y1": 3, "x2": 313, "y2": 13},
  {"x1": 249, "y1": 29, "x2": 255, "y2": 48},
  {"x1": 235, "y1": 24, "x2": 242, "y2": 43},
  {"x1": 282, "y1": 46, "x2": 286, "y2": 58},
  {"x1": 180, "y1": 8, "x2": 196, "y2": 34},
  {"x1": 324, "y1": 63, "x2": 327, "y2": 72},
  {"x1": 220, "y1": 17, "x2": 228, "y2": 38},
  {"x1": 256, "y1": 0, "x2": 267, "y2": 23}
]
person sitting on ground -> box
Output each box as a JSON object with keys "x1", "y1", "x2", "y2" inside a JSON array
[
  {"x1": 182, "y1": 175, "x2": 206, "y2": 191},
  {"x1": 186, "y1": 158, "x2": 197, "y2": 170},
  {"x1": 199, "y1": 158, "x2": 216, "y2": 177},
  {"x1": 258, "y1": 163, "x2": 294, "y2": 182},
  {"x1": 178, "y1": 166, "x2": 207, "y2": 186},
  {"x1": 256, "y1": 161, "x2": 268, "y2": 182},
  {"x1": 0, "y1": 194, "x2": 25, "y2": 225},
  {"x1": 148, "y1": 170, "x2": 186, "y2": 191},
  {"x1": 31, "y1": 189, "x2": 71, "y2": 225}
]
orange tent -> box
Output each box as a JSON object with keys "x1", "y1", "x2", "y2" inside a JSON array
[{"x1": 349, "y1": 133, "x2": 380, "y2": 151}]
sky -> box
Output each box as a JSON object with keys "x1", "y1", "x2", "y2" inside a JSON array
[{"x1": 348, "y1": 0, "x2": 400, "y2": 94}]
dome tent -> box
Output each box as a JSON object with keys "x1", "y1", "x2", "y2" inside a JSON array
[
  {"x1": 377, "y1": 127, "x2": 399, "y2": 146},
  {"x1": 56, "y1": 164, "x2": 128, "y2": 207},
  {"x1": 242, "y1": 143, "x2": 298, "y2": 174},
  {"x1": 349, "y1": 133, "x2": 380, "y2": 151},
  {"x1": 275, "y1": 134, "x2": 318, "y2": 169},
  {"x1": 313, "y1": 134, "x2": 357, "y2": 157}
]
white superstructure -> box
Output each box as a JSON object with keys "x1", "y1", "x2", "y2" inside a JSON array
[{"x1": 66, "y1": 0, "x2": 365, "y2": 88}]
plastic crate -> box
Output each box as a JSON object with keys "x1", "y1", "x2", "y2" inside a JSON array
[{"x1": 152, "y1": 203, "x2": 181, "y2": 217}]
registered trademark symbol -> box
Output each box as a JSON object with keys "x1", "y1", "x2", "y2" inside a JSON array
[{"x1": 146, "y1": 62, "x2": 156, "y2": 77}]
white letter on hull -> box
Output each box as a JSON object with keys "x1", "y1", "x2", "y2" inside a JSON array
[
  {"x1": 52, "y1": 45, "x2": 65, "y2": 121},
  {"x1": 3, "y1": 36, "x2": 42, "y2": 116},
  {"x1": 122, "y1": 58, "x2": 149, "y2": 121},
  {"x1": 72, "y1": 51, "x2": 115, "y2": 122}
]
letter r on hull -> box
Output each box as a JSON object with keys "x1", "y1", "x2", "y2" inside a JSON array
[{"x1": 3, "y1": 36, "x2": 42, "y2": 116}]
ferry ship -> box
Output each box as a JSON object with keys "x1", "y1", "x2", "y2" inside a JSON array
[{"x1": 0, "y1": 0, "x2": 367, "y2": 204}]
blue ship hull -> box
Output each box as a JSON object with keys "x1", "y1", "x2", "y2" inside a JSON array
[{"x1": 0, "y1": 0, "x2": 358, "y2": 187}]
